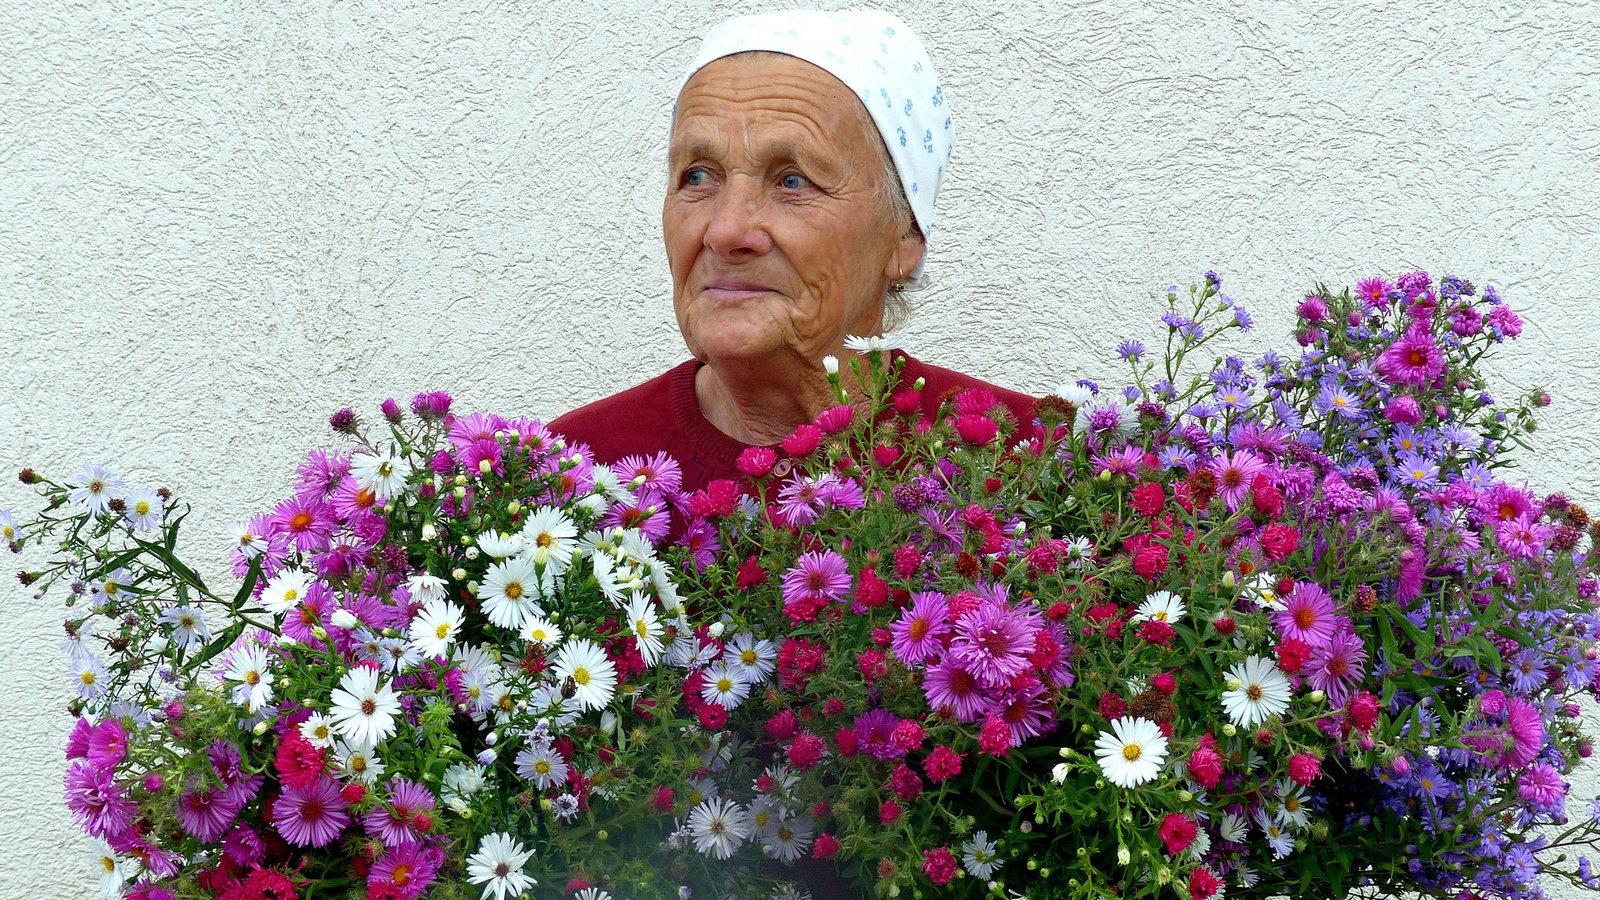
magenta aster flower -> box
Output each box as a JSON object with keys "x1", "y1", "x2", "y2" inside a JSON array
[
  {"x1": 177, "y1": 779, "x2": 244, "y2": 843},
  {"x1": 949, "y1": 600, "x2": 1039, "y2": 688},
  {"x1": 1375, "y1": 326, "x2": 1446, "y2": 389},
  {"x1": 1497, "y1": 513, "x2": 1550, "y2": 561},
  {"x1": 505, "y1": 416, "x2": 556, "y2": 455},
  {"x1": 1516, "y1": 762, "x2": 1566, "y2": 812},
  {"x1": 890, "y1": 592, "x2": 952, "y2": 666},
  {"x1": 1273, "y1": 582, "x2": 1338, "y2": 648},
  {"x1": 923, "y1": 659, "x2": 987, "y2": 722},
  {"x1": 267, "y1": 495, "x2": 335, "y2": 554},
  {"x1": 854, "y1": 709, "x2": 907, "y2": 760},
  {"x1": 816, "y1": 475, "x2": 866, "y2": 511},
  {"x1": 365, "y1": 778, "x2": 436, "y2": 847},
  {"x1": 776, "y1": 476, "x2": 828, "y2": 527},
  {"x1": 781, "y1": 550, "x2": 852, "y2": 606},
  {"x1": 458, "y1": 438, "x2": 504, "y2": 477},
  {"x1": 64, "y1": 760, "x2": 136, "y2": 840},
  {"x1": 1502, "y1": 696, "x2": 1544, "y2": 770},
  {"x1": 330, "y1": 475, "x2": 382, "y2": 522},
  {"x1": 1306, "y1": 626, "x2": 1367, "y2": 707},
  {"x1": 991, "y1": 682, "x2": 1055, "y2": 745},
  {"x1": 1357, "y1": 276, "x2": 1392, "y2": 309},
  {"x1": 294, "y1": 449, "x2": 351, "y2": 503},
  {"x1": 678, "y1": 518, "x2": 720, "y2": 573},
  {"x1": 272, "y1": 776, "x2": 350, "y2": 847},
  {"x1": 1210, "y1": 450, "x2": 1268, "y2": 511}
]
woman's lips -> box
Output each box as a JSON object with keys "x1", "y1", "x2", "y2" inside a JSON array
[{"x1": 701, "y1": 281, "x2": 777, "y2": 302}]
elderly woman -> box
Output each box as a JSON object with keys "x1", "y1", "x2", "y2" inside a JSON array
[{"x1": 551, "y1": 9, "x2": 1034, "y2": 494}]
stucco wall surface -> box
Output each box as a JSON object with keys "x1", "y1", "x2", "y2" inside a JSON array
[{"x1": 2, "y1": 1, "x2": 1598, "y2": 897}]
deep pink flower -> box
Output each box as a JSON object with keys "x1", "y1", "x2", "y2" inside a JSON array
[
  {"x1": 781, "y1": 424, "x2": 823, "y2": 457},
  {"x1": 781, "y1": 549, "x2": 852, "y2": 612},
  {"x1": 1516, "y1": 762, "x2": 1565, "y2": 810},
  {"x1": 1187, "y1": 746, "x2": 1223, "y2": 789},
  {"x1": 978, "y1": 713, "x2": 1012, "y2": 756},
  {"x1": 787, "y1": 733, "x2": 826, "y2": 771},
  {"x1": 1273, "y1": 582, "x2": 1337, "y2": 648},
  {"x1": 921, "y1": 846, "x2": 959, "y2": 886},
  {"x1": 814, "y1": 405, "x2": 854, "y2": 435},
  {"x1": 955, "y1": 414, "x2": 999, "y2": 445},
  {"x1": 266, "y1": 495, "x2": 335, "y2": 553},
  {"x1": 1210, "y1": 450, "x2": 1267, "y2": 511},
  {"x1": 923, "y1": 660, "x2": 986, "y2": 722},
  {"x1": 64, "y1": 760, "x2": 135, "y2": 840},
  {"x1": 616, "y1": 452, "x2": 684, "y2": 496},
  {"x1": 1383, "y1": 395, "x2": 1423, "y2": 424},
  {"x1": 368, "y1": 840, "x2": 439, "y2": 900},
  {"x1": 923, "y1": 746, "x2": 963, "y2": 783},
  {"x1": 1158, "y1": 812, "x2": 1197, "y2": 855},
  {"x1": 1375, "y1": 326, "x2": 1446, "y2": 389},
  {"x1": 736, "y1": 446, "x2": 777, "y2": 478},
  {"x1": 446, "y1": 411, "x2": 509, "y2": 450},
  {"x1": 887, "y1": 763, "x2": 923, "y2": 800},
  {"x1": 87, "y1": 718, "x2": 128, "y2": 770},
  {"x1": 1288, "y1": 753, "x2": 1322, "y2": 786}
]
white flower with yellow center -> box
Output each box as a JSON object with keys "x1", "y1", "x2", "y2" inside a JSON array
[
  {"x1": 625, "y1": 593, "x2": 664, "y2": 666},
  {"x1": 551, "y1": 638, "x2": 616, "y2": 710},
  {"x1": 475, "y1": 530, "x2": 527, "y2": 560},
  {"x1": 519, "y1": 506, "x2": 578, "y2": 574},
  {"x1": 351, "y1": 448, "x2": 411, "y2": 503},
  {"x1": 520, "y1": 615, "x2": 562, "y2": 647},
  {"x1": 1133, "y1": 590, "x2": 1186, "y2": 623},
  {"x1": 299, "y1": 712, "x2": 337, "y2": 748},
  {"x1": 1221, "y1": 655, "x2": 1292, "y2": 729},
  {"x1": 68, "y1": 464, "x2": 123, "y2": 516},
  {"x1": 225, "y1": 644, "x2": 275, "y2": 713},
  {"x1": 337, "y1": 740, "x2": 385, "y2": 784},
  {"x1": 514, "y1": 741, "x2": 569, "y2": 790},
  {"x1": 121, "y1": 488, "x2": 164, "y2": 532},
  {"x1": 727, "y1": 632, "x2": 776, "y2": 682},
  {"x1": 0, "y1": 509, "x2": 21, "y2": 543},
  {"x1": 700, "y1": 661, "x2": 752, "y2": 710},
  {"x1": 260, "y1": 569, "x2": 314, "y2": 615},
  {"x1": 408, "y1": 598, "x2": 463, "y2": 659},
  {"x1": 160, "y1": 604, "x2": 210, "y2": 650},
  {"x1": 687, "y1": 798, "x2": 751, "y2": 860},
  {"x1": 1093, "y1": 716, "x2": 1168, "y2": 788},
  {"x1": 405, "y1": 573, "x2": 449, "y2": 606},
  {"x1": 477, "y1": 556, "x2": 546, "y2": 630},
  {"x1": 962, "y1": 830, "x2": 1002, "y2": 880},
  {"x1": 86, "y1": 838, "x2": 137, "y2": 898},
  {"x1": 228, "y1": 521, "x2": 263, "y2": 559},
  {"x1": 465, "y1": 833, "x2": 536, "y2": 900}
]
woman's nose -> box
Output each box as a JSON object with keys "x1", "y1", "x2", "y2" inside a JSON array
[{"x1": 702, "y1": 175, "x2": 774, "y2": 262}]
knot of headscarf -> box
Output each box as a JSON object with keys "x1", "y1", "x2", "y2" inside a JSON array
[{"x1": 680, "y1": 9, "x2": 951, "y2": 286}]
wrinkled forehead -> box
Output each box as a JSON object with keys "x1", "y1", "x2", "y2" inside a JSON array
[{"x1": 668, "y1": 53, "x2": 879, "y2": 167}]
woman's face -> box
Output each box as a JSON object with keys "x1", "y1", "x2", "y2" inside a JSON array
[{"x1": 664, "y1": 53, "x2": 922, "y2": 369}]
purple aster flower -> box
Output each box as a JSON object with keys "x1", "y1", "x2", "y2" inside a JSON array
[
  {"x1": 1210, "y1": 449, "x2": 1268, "y2": 511},
  {"x1": 1497, "y1": 514, "x2": 1550, "y2": 561},
  {"x1": 923, "y1": 659, "x2": 988, "y2": 722},
  {"x1": 1376, "y1": 326, "x2": 1446, "y2": 389},
  {"x1": 272, "y1": 776, "x2": 350, "y2": 847},
  {"x1": 1506, "y1": 647, "x2": 1547, "y2": 695},
  {"x1": 990, "y1": 681, "x2": 1054, "y2": 744},
  {"x1": 1313, "y1": 378, "x2": 1365, "y2": 421},
  {"x1": 177, "y1": 778, "x2": 244, "y2": 843},
  {"x1": 64, "y1": 760, "x2": 136, "y2": 840},
  {"x1": 949, "y1": 601, "x2": 1040, "y2": 688},
  {"x1": 781, "y1": 550, "x2": 852, "y2": 606},
  {"x1": 1117, "y1": 339, "x2": 1145, "y2": 362},
  {"x1": 600, "y1": 500, "x2": 671, "y2": 544},
  {"x1": 410, "y1": 390, "x2": 453, "y2": 421},
  {"x1": 458, "y1": 438, "x2": 504, "y2": 477},
  {"x1": 854, "y1": 709, "x2": 907, "y2": 760},
  {"x1": 1157, "y1": 445, "x2": 1198, "y2": 471},
  {"x1": 1091, "y1": 445, "x2": 1143, "y2": 477},
  {"x1": 369, "y1": 839, "x2": 440, "y2": 899},
  {"x1": 890, "y1": 592, "x2": 952, "y2": 666},
  {"x1": 295, "y1": 449, "x2": 352, "y2": 503},
  {"x1": 678, "y1": 518, "x2": 720, "y2": 574},
  {"x1": 1393, "y1": 452, "x2": 1440, "y2": 491},
  {"x1": 1307, "y1": 626, "x2": 1367, "y2": 707},
  {"x1": 223, "y1": 824, "x2": 267, "y2": 867},
  {"x1": 816, "y1": 474, "x2": 866, "y2": 511},
  {"x1": 1274, "y1": 582, "x2": 1338, "y2": 648},
  {"x1": 365, "y1": 778, "x2": 436, "y2": 847}
]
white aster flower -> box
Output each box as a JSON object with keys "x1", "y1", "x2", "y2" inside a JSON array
[
  {"x1": 407, "y1": 598, "x2": 463, "y2": 659},
  {"x1": 259, "y1": 569, "x2": 313, "y2": 615},
  {"x1": 700, "y1": 661, "x2": 752, "y2": 710},
  {"x1": 228, "y1": 520, "x2": 264, "y2": 559},
  {"x1": 519, "y1": 506, "x2": 578, "y2": 573},
  {"x1": 86, "y1": 837, "x2": 137, "y2": 898},
  {"x1": 1236, "y1": 862, "x2": 1259, "y2": 888},
  {"x1": 329, "y1": 666, "x2": 400, "y2": 748},
  {"x1": 160, "y1": 604, "x2": 211, "y2": 650},
  {"x1": 624, "y1": 593, "x2": 664, "y2": 666},
  {"x1": 477, "y1": 556, "x2": 547, "y2": 630},
  {"x1": 69, "y1": 650, "x2": 108, "y2": 702},
  {"x1": 330, "y1": 607, "x2": 361, "y2": 630},
  {"x1": 0, "y1": 508, "x2": 21, "y2": 543},
  {"x1": 515, "y1": 741, "x2": 569, "y2": 790},
  {"x1": 843, "y1": 333, "x2": 902, "y2": 353},
  {"x1": 405, "y1": 573, "x2": 448, "y2": 606},
  {"x1": 378, "y1": 636, "x2": 420, "y2": 674},
  {"x1": 763, "y1": 815, "x2": 813, "y2": 863},
  {"x1": 1133, "y1": 590, "x2": 1186, "y2": 623},
  {"x1": 466, "y1": 832, "x2": 536, "y2": 900},
  {"x1": 350, "y1": 448, "x2": 412, "y2": 503},
  {"x1": 88, "y1": 568, "x2": 132, "y2": 610},
  {"x1": 1242, "y1": 571, "x2": 1283, "y2": 609},
  {"x1": 1276, "y1": 779, "x2": 1311, "y2": 828},
  {"x1": 475, "y1": 530, "x2": 527, "y2": 560},
  {"x1": 225, "y1": 644, "x2": 275, "y2": 713},
  {"x1": 688, "y1": 797, "x2": 751, "y2": 860},
  {"x1": 551, "y1": 638, "x2": 616, "y2": 711},
  {"x1": 336, "y1": 740, "x2": 385, "y2": 783},
  {"x1": 121, "y1": 488, "x2": 164, "y2": 532},
  {"x1": 962, "y1": 830, "x2": 1002, "y2": 880},
  {"x1": 520, "y1": 615, "x2": 562, "y2": 647},
  {"x1": 727, "y1": 632, "x2": 776, "y2": 682},
  {"x1": 442, "y1": 761, "x2": 487, "y2": 809},
  {"x1": 68, "y1": 464, "x2": 124, "y2": 515},
  {"x1": 1254, "y1": 807, "x2": 1294, "y2": 858},
  {"x1": 588, "y1": 465, "x2": 636, "y2": 506},
  {"x1": 299, "y1": 712, "x2": 337, "y2": 748},
  {"x1": 1093, "y1": 716, "x2": 1168, "y2": 788},
  {"x1": 574, "y1": 889, "x2": 612, "y2": 900},
  {"x1": 1221, "y1": 655, "x2": 1292, "y2": 729}
]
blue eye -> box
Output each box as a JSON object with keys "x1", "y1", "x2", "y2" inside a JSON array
[
  {"x1": 685, "y1": 169, "x2": 712, "y2": 187},
  {"x1": 780, "y1": 173, "x2": 810, "y2": 190}
]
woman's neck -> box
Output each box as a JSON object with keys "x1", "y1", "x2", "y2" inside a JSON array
[{"x1": 694, "y1": 354, "x2": 863, "y2": 446}]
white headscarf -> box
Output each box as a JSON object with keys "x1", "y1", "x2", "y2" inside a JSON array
[{"x1": 679, "y1": 9, "x2": 952, "y2": 285}]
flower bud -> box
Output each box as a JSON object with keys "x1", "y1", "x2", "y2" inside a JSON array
[
  {"x1": 506, "y1": 501, "x2": 521, "y2": 515},
  {"x1": 1051, "y1": 763, "x2": 1069, "y2": 783},
  {"x1": 708, "y1": 622, "x2": 725, "y2": 638},
  {"x1": 823, "y1": 355, "x2": 839, "y2": 375},
  {"x1": 1222, "y1": 723, "x2": 1237, "y2": 737},
  {"x1": 451, "y1": 568, "x2": 467, "y2": 581},
  {"x1": 453, "y1": 486, "x2": 466, "y2": 500},
  {"x1": 1308, "y1": 690, "x2": 1325, "y2": 703},
  {"x1": 311, "y1": 625, "x2": 328, "y2": 641},
  {"x1": 1117, "y1": 846, "x2": 1130, "y2": 866},
  {"x1": 421, "y1": 523, "x2": 437, "y2": 541},
  {"x1": 1221, "y1": 571, "x2": 1237, "y2": 589},
  {"x1": 253, "y1": 721, "x2": 270, "y2": 735}
]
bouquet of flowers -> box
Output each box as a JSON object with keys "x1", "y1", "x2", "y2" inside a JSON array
[
  {"x1": 11, "y1": 271, "x2": 1600, "y2": 900},
  {"x1": 657, "y1": 273, "x2": 1600, "y2": 899}
]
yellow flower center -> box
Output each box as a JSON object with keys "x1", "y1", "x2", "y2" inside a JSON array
[
  {"x1": 1122, "y1": 743, "x2": 1143, "y2": 762},
  {"x1": 573, "y1": 667, "x2": 591, "y2": 686},
  {"x1": 435, "y1": 623, "x2": 451, "y2": 639},
  {"x1": 504, "y1": 582, "x2": 523, "y2": 600}
]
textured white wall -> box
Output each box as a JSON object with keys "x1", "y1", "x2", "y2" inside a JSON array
[{"x1": 3, "y1": 1, "x2": 1598, "y2": 897}]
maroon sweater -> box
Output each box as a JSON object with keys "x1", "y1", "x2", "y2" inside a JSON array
[{"x1": 549, "y1": 352, "x2": 1036, "y2": 491}]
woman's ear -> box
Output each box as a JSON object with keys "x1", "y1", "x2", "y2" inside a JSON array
[{"x1": 886, "y1": 233, "x2": 926, "y2": 283}]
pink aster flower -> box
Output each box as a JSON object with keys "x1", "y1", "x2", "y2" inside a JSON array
[
  {"x1": 1516, "y1": 762, "x2": 1566, "y2": 811},
  {"x1": 505, "y1": 416, "x2": 556, "y2": 456},
  {"x1": 458, "y1": 438, "x2": 504, "y2": 477},
  {"x1": 272, "y1": 776, "x2": 350, "y2": 847},
  {"x1": 923, "y1": 659, "x2": 987, "y2": 722},
  {"x1": 446, "y1": 412, "x2": 510, "y2": 450},
  {"x1": 368, "y1": 838, "x2": 440, "y2": 899},
  {"x1": 889, "y1": 592, "x2": 951, "y2": 666},
  {"x1": 279, "y1": 581, "x2": 334, "y2": 643},
  {"x1": 781, "y1": 550, "x2": 852, "y2": 607},
  {"x1": 1273, "y1": 582, "x2": 1338, "y2": 648},
  {"x1": 616, "y1": 452, "x2": 684, "y2": 497},
  {"x1": 854, "y1": 709, "x2": 907, "y2": 760},
  {"x1": 1356, "y1": 276, "x2": 1392, "y2": 309},
  {"x1": 991, "y1": 682, "x2": 1054, "y2": 744},
  {"x1": 1375, "y1": 326, "x2": 1446, "y2": 389},
  {"x1": 1306, "y1": 626, "x2": 1367, "y2": 707},
  {"x1": 949, "y1": 600, "x2": 1042, "y2": 688},
  {"x1": 365, "y1": 778, "x2": 436, "y2": 847},
  {"x1": 1497, "y1": 513, "x2": 1550, "y2": 561},
  {"x1": 678, "y1": 518, "x2": 720, "y2": 573},
  {"x1": 86, "y1": 718, "x2": 128, "y2": 770},
  {"x1": 177, "y1": 778, "x2": 244, "y2": 843},
  {"x1": 267, "y1": 495, "x2": 336, "y2": 554},
  {"x1": 1210, "y1": 450, "x2": 1268, "y2": 511},
  {"x1": 294, "y1": 449, "x2": 351, "y2": 503},
  {"x1": 1503, "y1": 697, "x2": 1545, "y2": 770}
]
